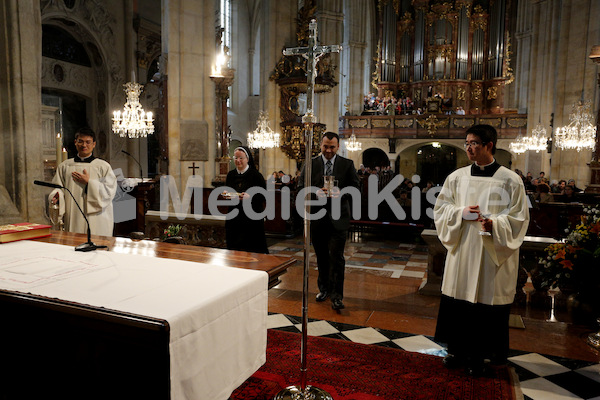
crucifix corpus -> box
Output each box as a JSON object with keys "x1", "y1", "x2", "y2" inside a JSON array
[{"x1": 273, "y1": 19, "x2": 340, "y2": 400}]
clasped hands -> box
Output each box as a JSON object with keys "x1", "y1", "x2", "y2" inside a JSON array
[{"x1": 462, "y1": 205, "x2": 493, "y2": 233}]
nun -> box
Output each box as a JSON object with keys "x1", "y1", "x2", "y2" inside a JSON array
[{"x1": 224, "y1": 146, "x2": 269, "y2": 254}]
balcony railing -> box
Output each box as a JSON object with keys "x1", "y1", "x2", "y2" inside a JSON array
[{"x1": 339, "y1": 113, "x2": 527, "y2": 140}]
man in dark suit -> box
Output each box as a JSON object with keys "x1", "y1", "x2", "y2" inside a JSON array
[{"x1": 298, "y1": 132, "x2": 360, "y2": 310}]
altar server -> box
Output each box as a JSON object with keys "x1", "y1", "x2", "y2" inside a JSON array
[
  {"x1": 433, "y1": 124, "x2": 529, "y2": 375},
  {"x1": 50, "y1": 127, "x2": 117, "y2": 236}
]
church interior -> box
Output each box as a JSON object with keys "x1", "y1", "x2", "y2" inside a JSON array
[{"x1": 2, "y1": 0, "x2": 600, "y2": 399}]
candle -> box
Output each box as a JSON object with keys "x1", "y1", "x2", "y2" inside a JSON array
[
  {"x1": 56, "y1": 133, "x2": 62, "y2": 165},
  {"x1": 62, "y1": 147, "x2": 68, "y2": 163}
]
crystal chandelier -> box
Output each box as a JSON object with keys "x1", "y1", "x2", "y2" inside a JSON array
[
  {"x1": 247, "y1": 111, "x2": 280, "y2": 149},
  {"x1": 112, "y1": 82, "x2": 154, "y2": 138},
  {"x1": 346, "y1": 133, "x2": 362, "y2": 152},
  {"x1": 526, "y1": 123, "x2": 548, "y2": 152},
  {"x1": 509, "y1": 131, "x2": 527, "y2": 154},
  {"x1": 555, "y1": 100, "x2": 597, "y2": 152}
]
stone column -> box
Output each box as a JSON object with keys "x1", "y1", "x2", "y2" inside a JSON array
[
  {"x1": 260, "y1": 0, "x2": 297, "y2": 177},
  {"x1": 586, "y1": 45, "x2": 600, "y2": 194},
  {"x1": 340, "y1": 0, "x2": 370, "y2": 116},
  {"x1": 162, "y1": 0, "x2": 216, "y2": 196},
  {"x1": 316, "y1": 1, "x2": 344, "y2": 133},
  {"x1": 0, "y1": 0, "x2": 44, "y2": 222}
]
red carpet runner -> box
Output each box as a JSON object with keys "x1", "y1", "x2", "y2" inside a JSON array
[{"x1": 231, "y1": 329, "x2": 520, "y2": 400}]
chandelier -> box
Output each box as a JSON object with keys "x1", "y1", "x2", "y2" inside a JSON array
[
  {"x1": 509, "y1": 131, "x2": 527, "y2": 154},
  {"x1": 247, "y1": 111, "x2": 280, "y2": 149},
  {"x1": 555, "y1": 100, "x2": 597, "y2": 152},
  {"x1": 509, "y1": 124, "x2": 549, "y2": 154},
  {"x1": 112, "y1": 82, "x2": 154, "y2": 138},
  {"x1": 346, "y1": 133, "x2": 362, "y2": 152},
  {"x1": 526, "y1": 123, "x2": 548, "y2": 152}
]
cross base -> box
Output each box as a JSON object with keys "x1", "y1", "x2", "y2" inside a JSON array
[{"x1": 274, "y1": 385, "x2": 333, "y2": 400}]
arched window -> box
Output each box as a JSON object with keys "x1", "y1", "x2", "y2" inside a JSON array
[{"x1": 42, "y1": 25, "x2": 91, "y2": 67}]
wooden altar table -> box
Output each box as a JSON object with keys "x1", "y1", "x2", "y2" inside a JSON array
[{"x1": 0, "y1": 232, "x2": 295, "y2": 400}]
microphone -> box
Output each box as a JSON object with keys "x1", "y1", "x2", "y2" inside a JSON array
[
  {"x1": 121, "y1": 150, "x2": 143, "y2": 179},
  {"x1": 33, "y1": 180, "x2": 62, "y2": 189},
  {"x1": 33, "y1": 180, "x2": 108, "y2": 252}
]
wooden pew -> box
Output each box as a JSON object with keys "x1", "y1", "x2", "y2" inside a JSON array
[{"x1": 419, "y1": 229, "x2": 557, "y2": 303}]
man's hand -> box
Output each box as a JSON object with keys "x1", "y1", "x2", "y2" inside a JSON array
[
  {"x1": 462, "y1": 205, "x2": 480, "y2": 220},
  {"x1": 479, "y1": 215, "x2": 493, "y2": 233},
  {"x1": 316, "y1": 187, "x2": 328, "y2": 198},
  {"x1": 51, "y1": 192, "x2": 59, "y2": 205},
  {"x1": 72, "y1": 169, "x2": 90, "y2": 184}
]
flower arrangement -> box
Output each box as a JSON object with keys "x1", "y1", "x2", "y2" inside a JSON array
[
  {"x1": 162, "y1": 224, "x2": 182, "y2": 239},
  {"x1": 538, "y1": 205, "x2": 600, "y2": 290}
]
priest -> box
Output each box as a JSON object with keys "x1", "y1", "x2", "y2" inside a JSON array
[
  {"x1": 49, "y1": 127, "x2": 117, "y2": 236},
  {"x1": 433, "y1": 124, "x2": 529, "y2": 376}
]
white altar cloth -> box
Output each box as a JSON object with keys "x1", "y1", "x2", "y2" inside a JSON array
[{"x1": 0, "y1": 240, "x2": 268, "y2": 400}]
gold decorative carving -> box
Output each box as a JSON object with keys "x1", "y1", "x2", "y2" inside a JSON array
[
  {"x1": 417, "y1": 115, "x2": 448, "y2": 137},
  {"x1": 372, "y1": 40, "x2": 381, "y2": 90},
  {"x1": 453, "y1": 118, "x2": 475, "y2": 128},
  {"x1": 395, "y1": 119, "x2": 414, "y2": 128},
  {"x1": 415, "y1": 88, "x2": 422, "y2": 101},
  {"x1": 349, "y1": 119, "x2": 368, "y2": 128},
  {"x1": 371, "y1": 119, "x2": 391, "y2": 128},
  {"x1": 487, "y1": 86, "x2": 497, "y2": 100},
  {"x1": 399, "y1": 11, "x2": 414, "y2": 34},
  {"x1": 280, "y1": 122, "x2": 325, "y2": 162},
  {"x1": 457, "y1": 87, "x2": 466, "y2": 100},
  {"x1": 472, "y1": 86, "x2": 482, "y2": 101},
  {"x1": 480, "y1": 118, "x2": 501, "y2": 128},
  {"x1": 507, "y1": 118, "x2": 528, "y2": 128},
  {"x1": 503, "y1": 32, "x2": 514, "y2": 85},
  {"x1": 470, "y1": 5, "x2": 487, "y2": 31}
]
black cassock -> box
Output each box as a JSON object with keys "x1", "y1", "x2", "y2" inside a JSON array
[{"x1": 225, "y1": 168, "x2": 269, "y2": 254}]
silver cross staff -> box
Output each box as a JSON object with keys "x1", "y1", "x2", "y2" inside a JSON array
[
  {"x1": 283, "y1": 19, "x2": 341, "y2": 125},
  {"x1": 274, "y1": 19, "x2": 340, "y2": 400}
]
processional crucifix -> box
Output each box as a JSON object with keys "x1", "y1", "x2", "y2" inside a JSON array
[{"x1": 274, "y1": 19, "x2": 341, "y2": 400}]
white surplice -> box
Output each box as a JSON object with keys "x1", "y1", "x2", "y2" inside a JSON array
[
  {"x1": 433, "y1": 165, "x2": 530, "y2": 305},
  {"x1": 50, "y1": 158, "x2": 117, "y2": 236}
]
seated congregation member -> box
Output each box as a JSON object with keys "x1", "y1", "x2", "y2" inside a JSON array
[
  {"x1": 433, "y1": 124, "x2": 529, "y2": 376},
  {"x1": 50, "y1": 127, "x2": 117, "y2": 236},
  {"x1": 553, "y1": 179, "x2": 567, "y2": 194},
  {"x1": 224, "y1": 146, "x2": 269, "y2": 254},
  {"x1": 536, "y1": 181, "x2": 553, "y2": 203},
  {"x1": 556, "y1": 185, "x2": 579, "y2": 203},
  {"x1": 568, "y1": 179, "x2": 583, "y2": 193}
]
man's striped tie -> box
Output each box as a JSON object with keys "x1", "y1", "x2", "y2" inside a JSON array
[{"x1": 325, "y1": 160, "x2": 332, "y2": 176}]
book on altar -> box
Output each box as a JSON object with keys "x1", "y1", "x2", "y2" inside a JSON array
[{"x1": 0, "y1": 222, "x2": 52, "y2": 243}]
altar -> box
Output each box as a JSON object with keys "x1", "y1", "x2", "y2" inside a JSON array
[{"x1": 0, "y1": 234, "x2": 287, "y2": 399}]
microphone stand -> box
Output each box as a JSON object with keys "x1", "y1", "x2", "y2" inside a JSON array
[
  {"x1": 33, "y1": 180, "x2": 108, "y2": 252},
  {"x1": 121, "y1": 150, "x2": 143, "y2": 179}
]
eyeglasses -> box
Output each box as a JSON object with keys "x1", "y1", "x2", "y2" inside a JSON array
[
  {"x1": 234, "y1": 156, "x2": 247, "y2": 161},
  {"x1": 464, "y1": 141, "x2": 486, "y2": 149},
  {"x1": 76, "y1": 139, "x2": 94, "y2": 145}
]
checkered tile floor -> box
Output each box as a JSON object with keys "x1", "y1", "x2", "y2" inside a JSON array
[
  {"x1": 268, "y1": 314, "x2": 600, "y2": 399},
  {"x1": 268, "y1": 238, "x2": 429, "y2": 280}
]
